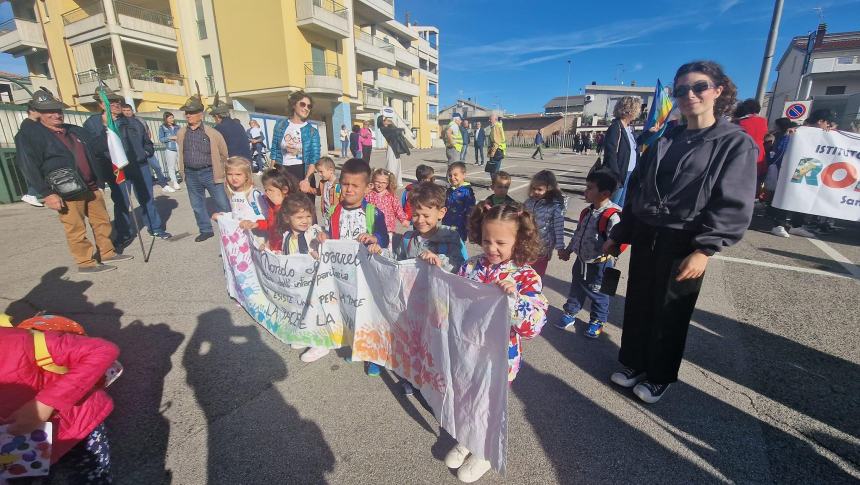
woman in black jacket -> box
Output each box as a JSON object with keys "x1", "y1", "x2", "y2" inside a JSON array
[
  {"x1": 378, "y1": 114, "x2": 411, "y2": 188},
  {"x1": 603, "y1": 61, "x2": 757, "y2": 403},
  {"x1": 602, "y1": 96, "x2": 643, "y2": 205}
]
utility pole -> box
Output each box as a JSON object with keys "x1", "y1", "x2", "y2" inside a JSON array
[
  {"x1": 560, "y1": 59, "x2": 571, "y2": 153},
  {"x1": 755, "y1": 0, "x2": 784, "y2": 105}
]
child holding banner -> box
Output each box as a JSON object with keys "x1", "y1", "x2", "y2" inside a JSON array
[
  {"x1": 213, "y1": 156, "x2": 268, "y2": 228},
  {"x1": 448, "y1": 203, "x2": 548, "y2": 482},
  {"x1": 255, "y1": 167, "x2": 299, "y2": 252},
  {"x1": 324, "y1": 158, "x2": 389, "y2": 372}
]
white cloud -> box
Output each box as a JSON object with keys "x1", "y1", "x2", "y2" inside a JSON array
[
  {"x1": 719, "y1": 0, "x2": 741, "y2": 14},
  {"x1": 632, "y1": 63, "x2": 644, "y2": 72}
]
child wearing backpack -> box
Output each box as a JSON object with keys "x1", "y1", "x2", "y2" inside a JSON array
[
  {"x1": 1, "y1": 314, "x2": 119, "y2": 483},
  {"x1": 557, "y1": 170, "x2": 621, "y2": 338}
]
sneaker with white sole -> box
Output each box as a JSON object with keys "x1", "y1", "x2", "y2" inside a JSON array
[
  {"x1": 610, "y1": 367, "x2": 646, "y2": 388},
  {"x1": 171, "y1": 183, "x2": 182, "y2": 190},
  {"x1": 770, "y1": 226, "x2": 790, "y2": 238},
  {"x1": 633, "y1": 381, "x2": 670, "y2": 404},
  {"x1": 161, "y1": 185, "x2": 176, "y2": 193},
  {"x1": 788, "y1": 226, "x2": 815, "y2": 238},
  {"x1": 444, "y1": 443, "x2": 471, "y2": 469},
  {"x1": 290, "y1": 343, "x2": 308, "y2": 350},
  {"x1": 457, "y1": 454, "x2": 492, "y2": 483},
  {"x1": 21, "y1": 194, "x2": 43, "y2": 207},
  {"x1": 554, "y1": 312, "x2": 576, "y2": 331},
  {"x1": 300, "y1": 347, "x2": 330, "y2": 363}
]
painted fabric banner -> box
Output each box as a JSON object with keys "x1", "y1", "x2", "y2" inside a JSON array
[
  {"x1": 773, "y1": 127, "x2": 860, "y2": 221},
  {"x1": 217, "y1": 218, "x2": 514, "y2": 472}
]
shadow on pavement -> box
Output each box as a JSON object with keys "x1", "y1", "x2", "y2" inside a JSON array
[
  {"x1": 5, "y1": 267, "x2": 184, "y2": 485},
  {"x1": 183, "y1": 309, "x2": 334, "y2": 484}
]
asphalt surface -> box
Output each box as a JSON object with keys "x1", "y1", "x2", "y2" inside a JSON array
[{"x1": 0, "y1": 147, "x2": 857, "y2": 484}]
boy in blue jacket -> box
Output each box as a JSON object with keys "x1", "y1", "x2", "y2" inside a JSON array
[{"x1": 441, "y1": 162, "x2": 476, "y2": 241}]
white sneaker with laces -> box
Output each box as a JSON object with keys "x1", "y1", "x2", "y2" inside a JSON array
[
  {"x1": 788, "y1": 226, "x2": 815, "y2": 238},
  {"x1": 457, "y1": 454, "x2": 492, "y2": 483},
  {"x1": 162, "y1": 185, "x2": 176, "y2": 193},
  {"x1": 770, "y1": 226, "x2": 790, "y2": 238},
  {"x1": 21, "y1": 194, "x2": 43, "y2": 207},
  {"x1": 444, "y1": 443, "x2": 471, "y2": 469},
  {"x1": 300, "y1": 347, "x2": 330, "y2": 363}
]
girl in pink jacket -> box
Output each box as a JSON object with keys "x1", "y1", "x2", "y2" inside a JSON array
[{"x1": 1, "y1": 318, "x2": 118, "y2": 483}]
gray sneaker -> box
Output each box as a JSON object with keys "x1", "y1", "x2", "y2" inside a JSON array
[
  {"x1": 78, "y1": 264, "x2": 117, "y2": 274},
  {"x1": 102, "y1": 254, "x2": 134, "y2": 263}
]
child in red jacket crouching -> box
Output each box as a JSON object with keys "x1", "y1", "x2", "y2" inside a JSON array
[{"x1": 1, "y1": 315, "x2": 118, "y2": 483}]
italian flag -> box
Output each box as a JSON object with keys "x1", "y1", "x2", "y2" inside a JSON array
[{"x1": 98, "y1": 89, "x2": 129, "y2": 183}]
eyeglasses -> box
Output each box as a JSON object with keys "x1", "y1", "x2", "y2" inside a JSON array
[
  {"x1": 298, "y1": 101, "x2": 313, "y2": 109},
  {"x1": 672, "y1": 80, "x2": 715, "y2": 98}
]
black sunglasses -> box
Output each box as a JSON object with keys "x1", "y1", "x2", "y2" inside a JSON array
[
  {"x1": 673, "y1": 80, "x2": 715, "y2": 98},
  {"x1": 298, "y1": 101, "x2": 313, "y2": 109}
]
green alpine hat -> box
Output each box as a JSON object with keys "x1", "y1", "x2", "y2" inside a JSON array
[{"x1": 30, "y1": 87, "x2": 64, "y2": 111}]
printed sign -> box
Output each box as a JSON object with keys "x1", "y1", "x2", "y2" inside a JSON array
[{"x1": 783, "y1": 100, "x2": 811, "y2": 123}]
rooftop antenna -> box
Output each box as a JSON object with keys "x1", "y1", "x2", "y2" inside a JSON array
[{"x1": 813, "y1": 6, "x2": 824, "y2": 23}]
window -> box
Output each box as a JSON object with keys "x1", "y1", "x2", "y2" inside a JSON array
[
  {"x1": 145, "y1": 59, "x2": 159, "y2": 70},
  {"x1": 202, "y1": 55, "x2": 214, "y2": 94},
  {"x1": 420, "y1": 58, "x2": 428, "y2": 70},
  {"x1": 40, "y1": 62, "x2": 52, "y2": 79},
  {"x1": 825, "y1": 85, "x2": 846, "y2": 95},
  {"x1": 195, "y1": 0, "x2": 207, "y2": 39},
  {"x1": 428, "y1": 82, "x2": 437, "y2": 97},
  {"x1": 311, "y1": 45, "x2": 326, "y2": 75},
  {"x1": 427, "y1": 32, "x2": 437, "y2": 50}
]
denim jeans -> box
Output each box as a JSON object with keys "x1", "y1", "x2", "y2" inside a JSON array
[
  {"x1": 474, "y1": 144, "x2": 485, "y2": 164},
  {"x1": 563, "y1": 257, "x2": 612, "y2": 323},
  {"x1": 610, "y1": 171, "x2": 633, "y2": 206},
  {"x1": 164, "y1": 150, "x2": 179, "y2": 186},
  {"x1": 341, "y1": 140, "x2": 349, "y2": 157},
  {"x1": 185, "y1": 167, "x2": 230, "y2": 234},
  {"x1": 459, "y1": 144, "x2": 468, "y2": 161},
  {"x1": 148, "y1": 155, "x2": 169, "y2": 187},
  {"x1": 123, "y1": 160, "x2": 165, "y2": 235}
]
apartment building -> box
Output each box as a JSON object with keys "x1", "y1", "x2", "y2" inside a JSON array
[
  {"x1": 0, "y1": 0, "x2": 226, "y2": 112},
  {"x1": 412, "y1": 24, "x2": 439, "y2": 147}
]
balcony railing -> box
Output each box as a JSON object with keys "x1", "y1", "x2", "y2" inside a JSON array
[
  {"x1": 113, "y1": 1, "x2": 173, "y2": 26},
  {"x1": 354, "y1": 29, "x2": 395, "y2": 52},
  {"x1": 127, "y1": 66, "x2": 183, "y2": 84},
  {"x1": 363, "y1": 86, "x2": 383, "y2": 107},
  {"x1": 313, "y1": 0, "x2": 348, "y2": 18},
  {"x1": 305, "y1": 62, "x2": 341, "y2": 78},
  {"x1": 62, "y1": 1, "x2": 103, "y2": 25},
  {"x1": 76, "y1": 65, "x2": 119, "y2": 84}
]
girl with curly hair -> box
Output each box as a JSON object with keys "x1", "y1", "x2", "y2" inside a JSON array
[
  {"x1": 603, "y1": 60, "x2": 757, "y2": 404},
  {"x1": 445, "y1": 203, "x2": 548, "y2": 482}
]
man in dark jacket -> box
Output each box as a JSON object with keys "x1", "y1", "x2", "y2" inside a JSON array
[
  {"x1": 16, "y1": 90, "x2": 133, "y2": 273},
  {"x1": 473, "y1": 121, "x2": 485, "y2": 165},
  {"x1": 211, "y1": 104, "x2": 253, "y2": 159},
  {"x1": 531, "y1": 130, "x2": 544, "y2": 160}
]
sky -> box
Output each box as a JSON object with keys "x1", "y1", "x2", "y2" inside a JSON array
[
  {"x1": 2, "y1": 0, "x2": 858, "y2": 113},
  {"x1": 398, "y1": 0, "x2": 860, "y2": 114}
]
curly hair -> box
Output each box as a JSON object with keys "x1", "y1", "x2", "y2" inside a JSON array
[
  {"x1": 286, "y1": 90, "x2": 313, "y2": 118},
  {"x1": 278, "y1": 193, "x2": 314, "y2": 232},
  {"x1": 674, "y1": 60, "x2": 738, "y2": 118},
  {"x1": 467, "y1": 203, "x2": 543, "y2": 266},
  {"x1": 613, "y1": 96, "x2": 642, "y2": 121}
]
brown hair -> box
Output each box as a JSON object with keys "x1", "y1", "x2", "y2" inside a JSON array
[
  {"x1": 467, "y1": 203, "x2": 543, "y2": 266},
  {"x1": 408, "y1": 181, "x2": 446, "y2": 209},
  {"x1": 315, "y1": 156, "x2": 335, "y2": 170},
  {"x1": 278, "y1": 193, "x2": 314, "y2": 232},
  {"x1": 491, "y1": 171, "x2": 512, "y2": 185},
  {"x1": 261, "y1": 165, "x2": 299, "y2": 195},
  {"x1": 371, "y1": 167, "x2": 398, "y2": 193},
  {"x1": 287, "y1": 90, "x2": 313, "y2": 118},
  {"x1": 674, "y1": 60, "x2": 738, "y2": 118},
  {"x1": 340, "y1": 157, "x2": 371, "y2": 183}
]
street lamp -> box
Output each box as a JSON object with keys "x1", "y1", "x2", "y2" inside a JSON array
[{"x1": 560, "y1": 59, "x2": 571, "y2": 153}]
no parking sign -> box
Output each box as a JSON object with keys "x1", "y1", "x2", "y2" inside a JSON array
[{"x1": 783, "y1": 100, "x2": 811, "y2": 123}]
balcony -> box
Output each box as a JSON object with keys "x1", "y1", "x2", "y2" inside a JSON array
[
  {"x1": 128, "y1": 66, "x2": 186, "y2": 96},
  {"x1": 75, "y1": 66, "x2": 121, "y2": 97},
  {"x1": 394, "y1": 46, "x2": 419, "y2": 69},
  {"x1": 354, "y1": 29, "x2": 395, "y2": 68},
  {"x1": 9, "y1": 76, "x2": 58, "y2": 104},
  {"x1": 296, "y1": 0, "x2": 350, "y2": 40},
  {"x1": 353, "y1": 0, "x2": 394, "y2": 23},
  {"x1": 62, "y1": 1, "x2": 176, "y2": 46},
  {"x1": 304, "y1": 62, "x2": 342, "y2": 96},
  {"x1": 0, "y1": 18, "x2": 47, "y2": 56},
  {"x1": 810, "y1": 56, "x2": 860, "y2": 74},
  {"x1": 362, "y1": 86, "x2": 383, "y2": 109},
  {"x1": 376, "y1": 73, "x2": 418, "y2": 97}
]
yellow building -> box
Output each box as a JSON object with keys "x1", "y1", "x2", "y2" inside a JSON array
[
  {"x1": 0, "y1": 0, "x2": 225, "y2": 112},
  {"x1": 210, "y1": 0, "x2": 438, "y2": 149}
]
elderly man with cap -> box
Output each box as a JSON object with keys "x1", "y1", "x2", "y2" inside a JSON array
[
  {"x1": 445, "y1": 113, "x2": 463, "y2": 164},
  {"x1": 176, "y1": 93, "x2": 230, "y2": 242},
  {"x1": 210, "y1": 96, "x2": 252, "y2": 160},
  {"x1": 86, "y1": 88, "x2": 172, "y2": 245},
  {"x1": 15, "y1": 89, "x2": 133, "y2": 273}
]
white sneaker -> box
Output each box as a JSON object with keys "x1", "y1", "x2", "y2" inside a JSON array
[
  {"x1": 457, "y1": 454, "x2": 492, "y2": 483},
  {"x1": 788, "y1": 227, "x2": 815, "y2": 238},
  {"x1": 172, "y1": 183, "x2": 182, "y2": 190},
  {"x1": 444, "y1": 443, "x2": 471, "y2": 469},
  {"x1": 290, "y1": 343, "x2": 308, "y2": 350},
  {"x1": 21, "y1": 194, "x2": 43, "y2": 207},
  {"x1": 770, "y1": 226, "x2": 790, "y2": 238},
  {"x1": 300, "y1": 347, "x2": 330, "y2": 363},
  {"x1": 161, "y1": 185, "x2": 176, "y2": 193}
]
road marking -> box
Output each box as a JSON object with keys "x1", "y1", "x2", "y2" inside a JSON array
[
  {"x1": 712, "y1": 254, "x2": 853, "y2": 279},
  {"x1": 806, "y1": 238, "x2": 860, "y2": 280}
]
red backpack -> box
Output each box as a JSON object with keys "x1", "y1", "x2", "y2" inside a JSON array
[{"x1": 578, "y1": 207, "x2": 628, "y2": 254}]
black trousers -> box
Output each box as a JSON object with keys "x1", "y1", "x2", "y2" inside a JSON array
[
  {"x1": 619, "y1": 221, "x2": 704, "y2": 384},
  {"x1": 532, "y1": 145, "x2": 543, "y2": 159}
]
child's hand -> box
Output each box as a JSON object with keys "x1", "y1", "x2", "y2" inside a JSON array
[
  {"x1": 310, "y1": 249, "x2": 320, "y2": 260},
  {"x1": 496, "y1": 280, "x2": 516, "y2": 295},
  {"x1": 316, "y1": 232, "x2": 328, "y2": 243},
  {"x1": 211, "y1": 212, "x2": 222, "y2": 221},
  {"x1": 367, "y1": 243, "x2": 383, "y2": 254},
  {"x1": 357, "y1": 233, "x2": 377, "y2": 245},
  {"x1": 238, "y1": 220, "x2": 258, "y2": 230},
  {"x1": 4, "y1": 399, "x2": 54, "y2": 436},
  {"x1": 602, "y1": 239, "x2": 621, "y2": 257},
  {"x1": 558, "y1": 249, "x2": 571, "y2": 261},
  {"x1": 419, "y1": 250, "x2": 441, "y2": 266}
]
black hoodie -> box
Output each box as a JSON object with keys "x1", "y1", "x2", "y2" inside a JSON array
[{"x1": 610, "y1": 117, "x2": 757, "y2": 255}]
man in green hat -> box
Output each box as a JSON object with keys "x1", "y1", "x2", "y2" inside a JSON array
[
  {"x1": 15, "y1": 88, "x2": 133, "y2": 273},
  {"x1": 210, "y1": 98, "x2": 252, "y2": 160},
  {"x1": 176, "y1": 94, "x2": 230, "y2": 242}
]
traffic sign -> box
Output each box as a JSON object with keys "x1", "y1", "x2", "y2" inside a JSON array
[{"x1": 783, "y1": 100, "x2": 811, "y2": 123}]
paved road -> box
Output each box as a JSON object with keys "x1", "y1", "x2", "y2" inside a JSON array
[{"x1": 0, "y1": 147, "x2": 857, "y2": 484}]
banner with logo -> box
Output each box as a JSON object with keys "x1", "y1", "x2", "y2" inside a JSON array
[
  {"x1": 773, "y1": 127, "x2": 860, "y2": 221},
  {"x1": 217, "y1": 218, "x2": 513, "y2": 472}
]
